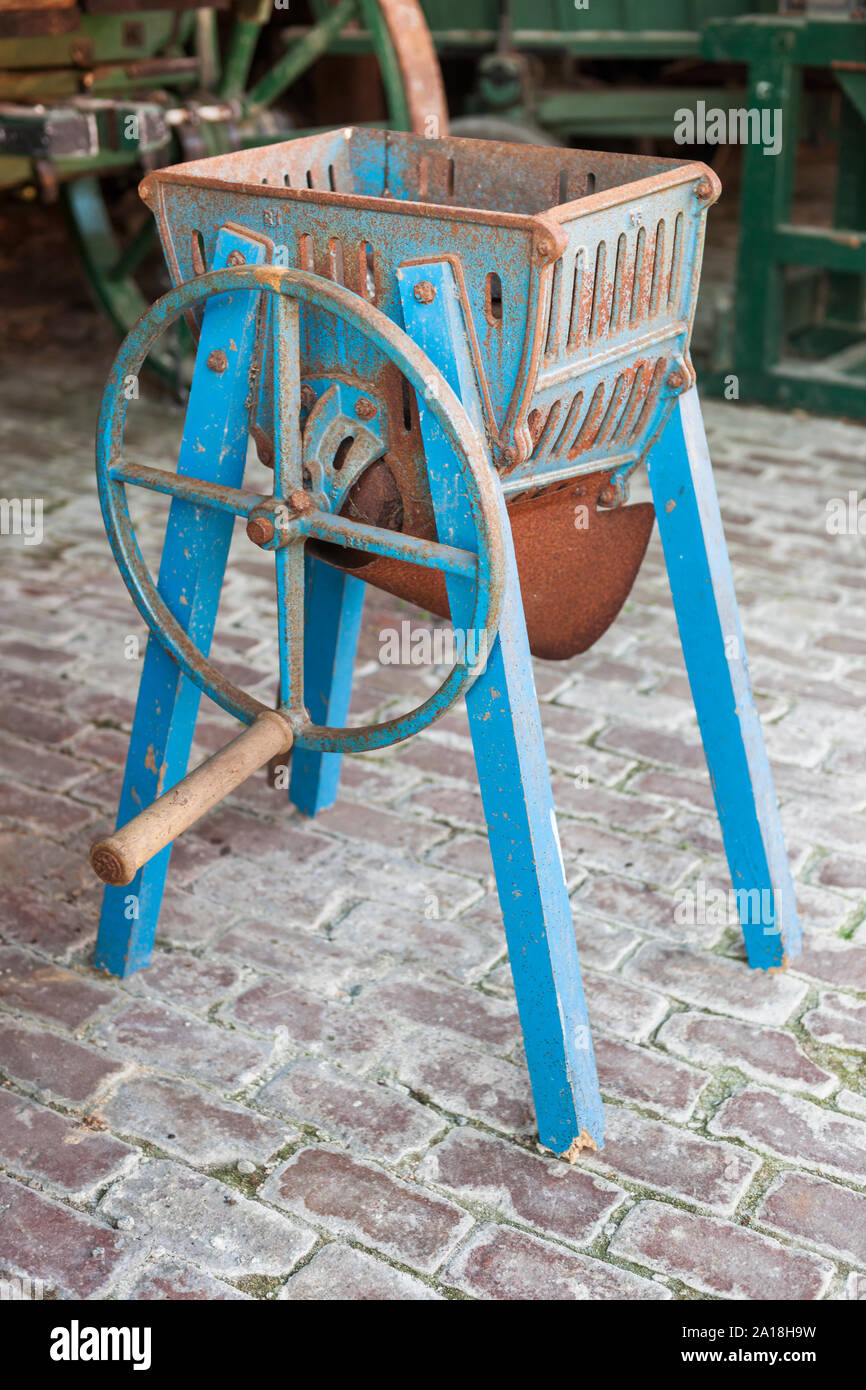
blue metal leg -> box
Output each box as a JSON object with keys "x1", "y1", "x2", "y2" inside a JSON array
[
  {"x1": 94, "y1": 227, "x2": 268, "y2": 977},
  {"x1": 647, "y1": 388, "x2": 801, "y2": 970},
  {"x1": 289, "y1": 553, "x2": 365, "y2": 816},
  {"x1": 398, "y1": 260, "x2": 605, "y2": 1154}
]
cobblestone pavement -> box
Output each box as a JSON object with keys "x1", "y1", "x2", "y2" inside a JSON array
[{"x1": 1, "y1": 323, "x2": 866, "y2": 1299}]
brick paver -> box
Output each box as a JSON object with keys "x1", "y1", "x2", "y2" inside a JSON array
[
  {"x1": 1, "y1": 246, "x2": 866, "y2": 1299},
  {"x1": 609, "y1": 1201, "x2": 834, "y2": 1301}
]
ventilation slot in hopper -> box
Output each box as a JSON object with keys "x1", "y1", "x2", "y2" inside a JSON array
[
  {"x1": 567, "y1": 250, "x2": 585, "y2": 350},
  {"x1": 360, "y1": 243, "x2": 376, "y2": 300},
  {"x1": 588, "y1": 242, "x2": 607, "y2": 342},
  {"x1": 401, "y1": 378, "x2": 414, "y2": 432},
  {"x1": 529, "y1": 401, "x2": 563, "y2": 460},
  {"x1": 298, "y1": 234, "x2": 314, "y2": 272},
  {"x1": 545, "y1": 260, "x2": 562, "y2": 355},
  {"x1": 328, "y1": 238, "x2": 345, "y2": 284},
  {"x1": 486, "y1": 271, "x2": 503, "y2": 323},
  {"x1": 552, "y1": 391, "x2": 584, "y2": 456},
  {"x1": 569, "y1": 381, "x2": 606, "y2": 456},
  {"x1": 668, "y1": 212, "x2": 684, "y2": 310},
  {"x1": 595, "y1": 373, "x2": 630, "y2": 446},
  {"x1": 612, "y1": 364, "x2": 651, "y2": 442},
  {"x1": 649, "y1": 221, "x2": 666, "y2": 317},
  {"x1": 627, "y1": 358, "x2": 666, "y2": 442},
  {"x1": 191, "y1": 230, "x2": 206, "y2": 277},
  {"x1": 609, "y1": 233, "x2": 627, "y2": 333},
  {"x1": 629, "y1": 226, "x2": 647, "y2": 327}
]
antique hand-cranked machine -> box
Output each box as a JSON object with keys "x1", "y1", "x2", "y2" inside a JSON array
[{"x1": 87, "y1": 127, "x2": 800, "y2": 1157}]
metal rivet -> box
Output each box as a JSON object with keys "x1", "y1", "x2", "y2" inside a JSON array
[
  {"x1": 667, "y1": 369, "x2": 686, "y2": 390},
  {"x1": 207, "y1": 350, "x2": 228, "y2": 374},
  {"x1": 227, "y1": 250, "x2": 247, "y2": 266},
  {"x1": 354, "y1": 398, "x2": 377, "y2": 420},
  {"x1": 694, "y1": 176, "x2": 714, "y2": 201},
  {"x1": 288, "y1": 488, "x2": 313, "y2": 514},
  {"x1": 300, "y1": 384, "x2": 317, "y2": 411},
  {"x1": 414, "y1": 281, "x2": 436, "y2": 304},
  {"x1": 246, "y1": 517, "x2": 275, "y2": 547}
]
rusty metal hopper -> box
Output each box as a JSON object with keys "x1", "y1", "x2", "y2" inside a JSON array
[{"x1": 142, "y1": 127, "x2": 717, "y2": 656}]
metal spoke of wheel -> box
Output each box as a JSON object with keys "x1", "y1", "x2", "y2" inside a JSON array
[
  {"x1": 272, "y1": 294, "x2": 303, "y2": 497},
  {"x1": 271, "y1": 289, "x2": 306, "y2": 713},
  {"x1": 107, "y1": 460, "x2": 262, "y2": 519},
  {"x1": 275, "y1": 543, "x2": 306, "y2": 715},
  {"x1": 243, "y1": 0, "x2": 359, "y2": 117},
  {"x1": 300, "y1": 510, "x2": 478, "y2": 578}
]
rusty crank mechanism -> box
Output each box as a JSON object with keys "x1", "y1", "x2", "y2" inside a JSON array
[{"x1": 90, "y1": 130, "x2": 803, "y2": 1157}]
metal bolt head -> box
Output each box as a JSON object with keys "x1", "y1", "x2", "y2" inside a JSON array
[
  {"x1": 207, "y1": 349, "x2": 228, "y2": 374},
  {"x1": 227, "y1": 250, "x2": 247, "y2": 266},
  {"x1": 667, "y1": 368, "x2": 686, "y2": 390},
  {"x1": 300, "y1": 383, "x2": 317, "y2": 411},
  {"x1": 354, "y1": 397, "x2": 377, "y2": 421},
  {"x1": 287, "y1": 488, "x2": 313, "y2": 514},
  {"x1": 695, "y1": 176, "x2": 714, "y2": 201},
  {"x1": 598, "y1": 485, "x2": 617, "y2": 508},
  {"x1": 413, "y1": 280, "x2": 436, "y2": 304},
  {"x1": 246, "y1": 516, "x2": 275, "y2": 547}
]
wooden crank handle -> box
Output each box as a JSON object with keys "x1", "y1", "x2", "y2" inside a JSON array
[{"x1": 89, "y1": 711, "x2": 294, "y2": 887}]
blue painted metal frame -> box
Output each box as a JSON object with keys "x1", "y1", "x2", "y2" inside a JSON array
[
  {"x1": 289, "y1": 554, "x2": 366, "y2": 816},
  {"x1": 647, "y1": 388, "x2": 801, "y2": 970},
  {"x1": 398, "y1": 259, "x2": 605, "y2": 1154},
  {"x1": 93, "y1": 226, "x2": 267, "y2": 977}
]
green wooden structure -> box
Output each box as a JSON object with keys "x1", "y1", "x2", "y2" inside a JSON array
[
  {"x1": 701, "y1": 12, "x2": 866, "y2": 418},
  {"x1": 424, "y1": 0, "x2": 772, "y2": 141}
]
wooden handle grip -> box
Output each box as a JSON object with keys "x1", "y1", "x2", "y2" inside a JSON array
[{"x1": 90, "y1": 711, "x2": 294, "y2": 887}]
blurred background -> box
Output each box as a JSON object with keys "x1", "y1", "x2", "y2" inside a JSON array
[{"x1": 1, "y1": 0, "x2": 864, "y2": 419}]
